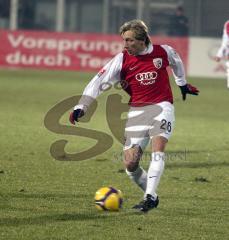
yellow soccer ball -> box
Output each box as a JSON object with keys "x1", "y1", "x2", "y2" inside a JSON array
[{"x1": 94, "y1": 187, "x2": 123, "y2": 211}]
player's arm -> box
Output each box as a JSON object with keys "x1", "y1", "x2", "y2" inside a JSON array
[
  {"x1": 69, "y1": 53, "x2": 123, "y2": 124},
  {"x1": 162, "y1": 45, "x2": 199, "y2": 101}
]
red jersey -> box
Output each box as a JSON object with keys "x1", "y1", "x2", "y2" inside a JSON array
[
  {"x1": 75, "y1": 44, "x2": 187, "y2": 111},
  {"x1": 120, "y1": 45, "x2": 173, "y2": 106}
]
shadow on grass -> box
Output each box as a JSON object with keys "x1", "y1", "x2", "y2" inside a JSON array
[
  {"x1": 0, "y1": 210, "x2": 140, "y2": 227},
  {"x1": 166, "y1": 161, "x2": 229, "y2": 169},
  {"x1": 2, "y1": 192, "x2": 89, "y2": 199},
  {"x1": 0, "y1": 212, "x2": 109, "y2": 226}
]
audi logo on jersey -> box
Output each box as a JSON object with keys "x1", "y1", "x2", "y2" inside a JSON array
[{"x1": 135, "y1": 71, "x2": 158, "y2": 85}]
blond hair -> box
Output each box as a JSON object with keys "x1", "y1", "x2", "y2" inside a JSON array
[{"x1": 119, "y1": 19, "x2": 151, "y2": 46}]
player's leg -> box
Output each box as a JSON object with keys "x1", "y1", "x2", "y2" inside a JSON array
[
  {"x1": 146, "y1": 102, "x2": 175, "y2": 199},
  {"x1": 145, "y1": 136, "x2": 167, "y2": 199},
  {"x1": 135, "y1": 101, "x2": 175, "y2": 212},
  {"x1": 124, "y1": 145, "x2": 147, "y2": 192},
  {"x1": 133, "y1": 136, "x2": 167, "y2": 212},
  {"x1": 123, "y1": 106, "x2": 150, "y2": 192}
]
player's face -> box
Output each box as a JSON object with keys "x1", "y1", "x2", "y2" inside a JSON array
[{"x1": 121, "y1": 30, "x2": 146, "y2": 55}]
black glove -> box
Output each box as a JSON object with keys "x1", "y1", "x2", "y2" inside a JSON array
[
  {"x1": 179, "y1": 84, "x2": 199, "y2": 101},
  {"x1": 69, "y1": 109, "x2": 84, "y2": 125}
]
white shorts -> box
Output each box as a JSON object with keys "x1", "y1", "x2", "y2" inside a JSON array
[{"x1": 124, "y1": 101, "x2": 175, "y2": 150}]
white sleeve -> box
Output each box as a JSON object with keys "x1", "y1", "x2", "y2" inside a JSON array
[
  {"x1": 162, "y1": 45, "x2": 187, "y2": 86},
  {"x1": 216, "y1": 21, "x2": 229, "y2": 58},
  {"x1": 74, "y1": 53, "x2": 123, "y2": 111}
]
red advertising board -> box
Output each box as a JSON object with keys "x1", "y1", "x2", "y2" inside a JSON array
[{"x1": 0, "y1": 29, "x2": 188, "y2": 72}]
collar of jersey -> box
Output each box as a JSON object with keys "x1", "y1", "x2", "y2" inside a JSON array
[{"x1": 138, "y1": 44, "x2": 153, "y2": 55}]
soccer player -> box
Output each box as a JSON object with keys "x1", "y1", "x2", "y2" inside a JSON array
[
  {"x1": 215, "y1": 20, "x2": 229, "y2": 88},
  {"x1": 69, "y1": 20, "x2": 199, "y2": 213}
]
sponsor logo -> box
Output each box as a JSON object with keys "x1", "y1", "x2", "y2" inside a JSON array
[
  {"x1": 153, "y1": 58, "x2": 162, "y2": 69},
  {"x1": 135, "y1": 71, "x2": 158, "y2": 85}
]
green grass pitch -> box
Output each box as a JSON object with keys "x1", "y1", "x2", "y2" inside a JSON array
[{"x1": 0, "y1": 69, "x2": 228, "y2": 240}]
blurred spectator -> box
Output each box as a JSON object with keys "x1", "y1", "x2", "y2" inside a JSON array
[
  {"x1": 169, "y1": 6, "x2": 189, "y2": 36},
  {"x1": 35, "y1": 13, "x2": 53, "y2": 30}
]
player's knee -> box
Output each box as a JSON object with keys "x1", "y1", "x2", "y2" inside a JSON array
[{"x1": 123, "y1": 145, "x2": 142, "y2": 172}]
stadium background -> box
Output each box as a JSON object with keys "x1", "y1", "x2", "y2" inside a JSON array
[
  {"x1": 1, "y1": 0, "x2": 228, "y2": 36},
  {"x1": 0, "y1": 0, "x2": 229, "y2": 78},
  {"x1": 0, "y1": 1, "x2": 229, "y2": 240}
]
